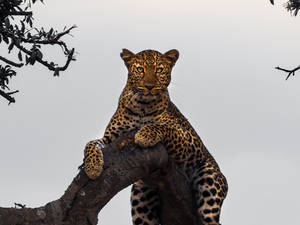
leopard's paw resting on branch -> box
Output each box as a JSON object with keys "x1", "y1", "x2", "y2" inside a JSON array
[{"x1": 84, "y1": 139, "x2": 105, "y2": 180}]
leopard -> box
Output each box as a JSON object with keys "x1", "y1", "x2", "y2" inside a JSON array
[{"x1": 83, "y1": 49, "x2": 228, "y2": 225}]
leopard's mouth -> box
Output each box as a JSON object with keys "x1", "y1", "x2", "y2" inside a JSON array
[{"x1": 137, "y1": 87, "x2": 165, "y2": 96}]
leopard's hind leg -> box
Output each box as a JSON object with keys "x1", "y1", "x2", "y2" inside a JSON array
[
  {"x1": 131, "y1": 180, "x2": 160, "y2": 225},
  {"x1": 191, "y1": 163, "x2": 228, "y2": 225}
]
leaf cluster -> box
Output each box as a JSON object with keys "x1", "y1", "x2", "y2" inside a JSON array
[
  {"x1": 285, "y1": 0, "x2": 300, "y2": 16},
  {"x1": 270, "y1": 0, "x2": 300, "y2": 16},
  {"x1": 0, "y1": 65, "x2": 16, "y2": 90},
  {"x1": 0, "y1": 0, "x2": 75, "y2": 104}
]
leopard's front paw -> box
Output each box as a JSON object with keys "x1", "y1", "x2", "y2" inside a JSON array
[
  {"x1": 134, "y1": 126, "x2": 163, "y2": 148},
  {"x1": 84, "y1": 140, "x2": 104, "y2": 180}
]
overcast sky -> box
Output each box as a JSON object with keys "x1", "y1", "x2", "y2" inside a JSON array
[{"x1": 1, "y1": 0, "x2": 299, "y2": 225}]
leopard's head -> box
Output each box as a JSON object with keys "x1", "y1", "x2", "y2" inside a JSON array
[{"x1": 121, "y1": 49, "x2": 179, "y2": 96}]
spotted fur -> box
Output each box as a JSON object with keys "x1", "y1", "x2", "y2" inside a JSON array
[{"x1": 84, "y1": 49, "x2": 227, "y2": 225}]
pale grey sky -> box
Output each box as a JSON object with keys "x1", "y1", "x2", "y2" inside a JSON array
[{"x1": 0, "y1": 1, "x2": 299, "y2": 225}]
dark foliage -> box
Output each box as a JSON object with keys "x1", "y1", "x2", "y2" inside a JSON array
[
  {"x1": 0, "y1": 0, "x2": 75, "y2": 104},
  {"x1": 270, "y1": 0, "x2": 300, "y2": 16},
  {"x1": 285, "y1": 0, "x2": 300, "y2": 16}
]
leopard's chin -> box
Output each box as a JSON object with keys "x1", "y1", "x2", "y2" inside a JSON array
[
  {"x1": 140, "y1": 92, "x2": 164, "y2": 100},
  {"x1": 132, "y1": 92, "x2": 161, "y2": 104}
]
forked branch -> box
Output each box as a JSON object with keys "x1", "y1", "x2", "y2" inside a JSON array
[{"x1": 275, "y1": 65, "x2": 300, "y2": 80}]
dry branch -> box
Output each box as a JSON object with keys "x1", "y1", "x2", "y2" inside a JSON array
[
  {"x1": 0, "y1": 131, "x2": 198, "y2": 225},
  {"x1": 276, "y1": 65, "x2": 300, "y2": 80}
]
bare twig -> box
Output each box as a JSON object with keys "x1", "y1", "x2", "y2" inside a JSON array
[
  {"x1": 275, "y1": 65, "x2": 300, "y2": 80},
  {"x1": 14, "y1": 203, "x2": 26, "y2": 208},
  {"x1": 55, "y1": 25, "x2": 77, "y2": 42}
]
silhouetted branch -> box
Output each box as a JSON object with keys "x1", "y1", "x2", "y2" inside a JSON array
[
  {"x1": 4, "y1": 25, "x2": 77, "y2": 54},
  {"x1": 0, "y1": 131, "x2": 198, "y2": 225},
  {"x1": 1, "y1": 26, "x2": 76, "y2": 76},
  {"x1": 7, "y1": 11, "x2": 33, "y2": 16},
  {"x1": 0, "y1": 56, "x2": 23, "y2": 68},
  {"x1": 270, "y1": 1, "x2": 300, "y2": 80},
  {"x1": 275, "y1": 65, "x2": 300, "y2": 80},
  {"x1": 13, "y1": 39, "x2": 75, "y2": 76},
  {"x1": 0, "y1": 89, "x2": 18, "y2": 105}
]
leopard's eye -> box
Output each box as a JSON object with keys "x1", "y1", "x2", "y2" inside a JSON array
[
  {"x1": 156, "y1": 67, "x2": 163, "y2": 73},
  {"x1": 137, "y1": 67, "x2": 144, "y2": 73}
]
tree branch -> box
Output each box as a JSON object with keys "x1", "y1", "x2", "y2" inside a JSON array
[
  {"x1": 11, "y1": 25, "x2": 77, "y2": 54},
  {"x1": 0, "y1": 29, "x2": 75, "y2": 76},
  {"x1": 8, "y1": 11, "x2": 33, "y2": 16},
  {"x1": 275, "y1": 65, "x2": 300, "y2": 80},
  {"x1": 10, "y1": 37, "x2": 75, "y2": 76},
  {"x1": 0, "y1": 89, "x2": 18, "y2": 104},
  {"x1": 0, "y1": 131, "x2": 198, "y2": 225},
  {"x1": 0, "y1": 56, "x2": 24, "y2": 68}
]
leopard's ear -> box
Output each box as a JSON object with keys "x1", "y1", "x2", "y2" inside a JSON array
[
  {"x1": 120, "y1": 49, "x2": 135, "y2": 64},
  {"x1": 164, "y1": 49, "x2": 179, "y2": 65}
]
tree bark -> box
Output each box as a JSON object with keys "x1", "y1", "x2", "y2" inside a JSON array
[{"x1": 0, "y1": 131, "x2": 198, "y2": 225}]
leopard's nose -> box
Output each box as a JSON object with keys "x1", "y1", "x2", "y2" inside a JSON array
[{"x1": 145, "y1": 85, "x2": 155, "y2": 90}]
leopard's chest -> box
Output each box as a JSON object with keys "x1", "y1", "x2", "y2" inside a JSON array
[{"x1": 124, "y1": 95, "x2": 166, "y2": 122}]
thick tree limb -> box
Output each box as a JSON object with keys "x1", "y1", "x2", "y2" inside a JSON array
[{"x1": 0, "y1": 131, "x2": 198, "y2": 225}]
